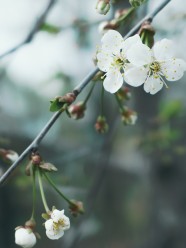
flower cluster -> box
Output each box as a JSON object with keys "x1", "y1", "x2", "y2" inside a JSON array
[{"x1": 97, "y1": 30, "x2": 186, "y2": 94}]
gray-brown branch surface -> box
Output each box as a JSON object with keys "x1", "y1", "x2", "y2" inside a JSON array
[{"x1": 0, "y1": 0, "x2": 172, "y2": 185}]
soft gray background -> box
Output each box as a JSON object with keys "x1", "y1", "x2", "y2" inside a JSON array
[{"x1": 0, "y1": 0, "x2": 186, "y2": 247}]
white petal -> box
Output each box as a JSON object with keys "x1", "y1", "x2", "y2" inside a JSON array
[
  {"x1": 122, "y1": 34, "x2": 142, "y2": 54},
  {"x1": 61, "y1": 216, "x2": 70, "y2": 231},
  {"x1": 153, "y1": 39, "x2": 176, "y2": 61},
  {"x1": 103, "y1": 70, "x2": 123, "y2": 93},
  {"x1": 51, "y1": 209, "x2": 64, "y2": 222},
  {"x1": 161, "y1": 58, "x2": 186, "y2": 81},
  {"x1": 101, "y1": 30, "x2": 123, "y2": 54},
  {"x1": 127, "y1": 43, "x2": 153, "y2": 66},
  {"x1": 97, "y1": 50, "x2": 113, "y2": 72},
  {"x1": 144, "y1": 76, "x2": 163, "y2": 94},
  {"x1": 46, "y1": 229, "x2": 64, "y2": 240},
  {"x1": 124, "y1": 66, "x2": 148, "y2": 87}
]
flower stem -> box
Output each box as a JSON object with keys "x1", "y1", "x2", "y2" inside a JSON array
[
  {"x1": 100, "y1": 84, "x2": 104, "y2": 116},
  {"x1": 83, "y1": 82, "x2": 96, "y2": 105},
  {"x1": 115, "y1": 94, "x2": 125, "y2": 112},
  {"x1": 43, "y1": 172, "x2": 76, "y2": 207},
  {"x1": 38, "y1": 169, "x2": 50, "y2": 213},
  {"x1": 30, "y1": 165, "x2": 36, "y2": 220},
  {"x1": 117, "y1": 7, "x2": 135, "y2": 24}
]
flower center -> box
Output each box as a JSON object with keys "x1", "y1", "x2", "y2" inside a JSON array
[
  {"x1": 53, "y1": 219, "x2": 65, "y2": 231},
  {"x1": 150, "y1": 61, "x2": 161, "y2": 74}
]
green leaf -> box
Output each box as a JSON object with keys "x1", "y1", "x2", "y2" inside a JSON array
[{"x1": 50, "y1": 98, "x2": 64, "y2": 112}]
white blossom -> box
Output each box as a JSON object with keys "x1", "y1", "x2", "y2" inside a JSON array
[
  {"x1": 45, "y1": 209, "x2": 70, "y2": 240},
  {"x1": 15, "y1": 227, "x2": 36, "y2": 248},
  {"x1": 125, "y1": 39, "x2": 186, "y2": 94},
  {"x1": 96, "y1": 30, "x2": 143, "y2": 93}
]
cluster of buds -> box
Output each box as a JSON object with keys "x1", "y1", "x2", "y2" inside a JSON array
[
  {"x1": 68, "y1": 101, "x2": 86, "y2": 120},
  {"x1": 95, "y1": 116, "x2": 109, "y2": 134},
  {"x1": 50, "y1": 92, "x2": 76, "y2": 112},
  {"x1": 120, "y1": 107, "x2": 137, "y2": 125},
  {"x1": 95, "y1": 0, "x2": 110, "y2": 15},
  {"x1": 129, "y1": 0, "x2": 146, "y2": 8}
]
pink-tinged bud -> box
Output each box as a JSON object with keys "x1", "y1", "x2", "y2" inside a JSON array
[
  {"x1": 121, "y1": 107, "x2": 137, "y2": 125},
  {"x1": 31, "y1": 154, "x2": 42, "y2": 166},
  {"x1": 96, "y1": 0, "x2": 110, "y2": 15},
  {"x1": 68, "y1": 102, "x2": 86, "y2": 120},
  {"x1": 58, "y1": 93, "x2": 76, "y2": 105},
  {"x1": 69, "y1": 200, "x2": 84, "y2": 217},
  {"x1": 116, "y1": 87, "x2": 131, "y2": 101},
  {"x1": 95, "y1": 116, "x2": 109, "y2": 134}
]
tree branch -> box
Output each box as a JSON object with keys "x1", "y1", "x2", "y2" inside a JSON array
[
  {"x1": 0, "y1": 0, "x2": 57, "y2": 60},
  {"x1": 0, "y1": 0, "x2": 171, "y2": 185}
]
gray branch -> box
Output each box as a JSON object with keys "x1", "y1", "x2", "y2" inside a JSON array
[
  {"x1": 0, "y1": 0, "x2": 56, "y2": 59},
  {"x1": 0, "y1": 0, "x2": 172, "y2": 186}
]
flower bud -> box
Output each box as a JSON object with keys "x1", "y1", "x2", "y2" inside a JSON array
[
  {"x1": 129, "y1": 0, "x2": 145, "y2": 8},
  {"x1": 121, "y1": 107, "x2": 137, "y2": 125},
  {"x1": 138, "y1": 21, "x2": 155, "y2": 48},
  {"x1": 0, "y1": 149, "x2": 19, "y2": 164},
  {"x1": 15, "y1": 227, "x2": 36, "y2": 248},
  {"x1": 95, "y1": 116, "x2": 109, "y2": 134},
  {"x1": 96, "y1": 0, "x2": 110, "y2": 15},
  {"x1": 68, "y1": 101, "x2": 86, "y2": 120},
  {"x1": 69, "y1": 200, "x2": 84, "y2": 217},
  {"x1": 115, "y1": 87, "x2": 131, "y2": 101}
]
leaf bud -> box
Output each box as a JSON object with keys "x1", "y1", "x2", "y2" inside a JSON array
[{"x1": 138, "y1": 21, "x2": 155, "y2": 48}]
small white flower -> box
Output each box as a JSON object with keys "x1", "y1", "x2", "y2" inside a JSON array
[
  {"x1": 125, "y1": 39, "x2": 186, "y2": 94},
  {"x1": 97, "y1": 30, "x2": 143, "y2": 93},
  {"x1": 45, "y1": 209, "x2": 70, "y2": 240},
  {"x1": 15, "y1": 227, "x2": 36, "y2": 248}
]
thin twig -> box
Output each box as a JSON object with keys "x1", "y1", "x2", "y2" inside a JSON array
[
  {"x1": 0, "y1": 0, "x2": 171, "y2": 186},
  {"x1": 0, "y1": 0, "x2": 57, "y2": 60}
]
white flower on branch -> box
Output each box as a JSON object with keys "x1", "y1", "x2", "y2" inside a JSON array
[
  {"x1": 15, "y1": 227, "x2": 36, "y2": 248},
  {"x1": 96, "y1": 30, "x2": 143, "y2": 93},
  {"x1": 125, "y1": 39, "x2": 186, "y2": 94},
  {"x1": 45, "y1": 209, "x2": 70, "y2": 240}
]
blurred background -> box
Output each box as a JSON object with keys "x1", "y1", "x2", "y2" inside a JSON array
[{"x1": 0, "y1": 0, "x2": 186, "y2": 247}]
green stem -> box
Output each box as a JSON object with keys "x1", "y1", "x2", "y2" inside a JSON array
[
  {"x1": 115, "y1": 94, "x2": 125, "y2": 112},
  {"x1": 38, "y1": 169, "x2": 50, "y2": 213},
  {"x1": 117, "y1": 7, "x2": 135, "y2": 23},
  {"x1": 30, "y1": 165, "x2": 36, "y2": 220},
  {"x1": 83, "y1": 82, "x2": 96, "y2": 105},
  {"x1": 43, "y1": 172, "x2": 75, "y2": 207},
  {"x1": 100, "y1": 84, "x2": 104, "y2": 116}
]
